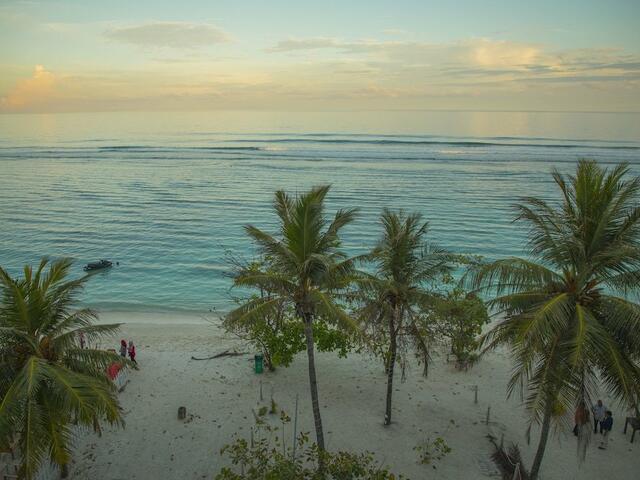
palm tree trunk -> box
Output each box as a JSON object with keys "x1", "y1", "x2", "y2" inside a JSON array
[
  {"x1": 409, "y1": 323, "x2": 429, "y2": 378},
  {"x1": 302, "y1": 313, "x2": 325, "y2": 452},
  {"x1": 530, "y1": 403, "x2": 553, "y2": 480},
  {"x1": 384, "y1": 308, "x2": 398, "y2": 426}
]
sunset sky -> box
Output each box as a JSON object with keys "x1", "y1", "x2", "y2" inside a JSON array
[{"x1": 1, "y1": 0, "x2": 639, "y2": 113}]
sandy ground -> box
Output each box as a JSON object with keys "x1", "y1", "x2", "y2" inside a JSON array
[{"x1": 68, "y1": 311, "x2": 639, "y2": 479}]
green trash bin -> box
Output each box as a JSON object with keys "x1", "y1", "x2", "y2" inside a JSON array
[{"x1": 254, "y1": 354, "x2": 264, "y2": 374}]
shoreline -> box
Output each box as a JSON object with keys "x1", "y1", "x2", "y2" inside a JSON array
[
  {"x1": 87, "y1": 303, "x2": 222, "y2": 317},
  {"x1": 96, "y1": 309, "x2": 219, "y2": 326}
]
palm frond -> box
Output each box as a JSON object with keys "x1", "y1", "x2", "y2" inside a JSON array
[
  {"x1": 309, "y1": 289, "x2": 358, "y2": 333},
  {"x1": 0, "y1": 258, "x2": 125, "y2": 476},
  {"x1": 464, "y1": 258, "x2": 561, "y2": 296},
  {"x1": 226, "y1": 296, "x2": 286, "y2": 329}
]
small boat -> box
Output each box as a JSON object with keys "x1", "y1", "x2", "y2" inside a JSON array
[{"x1": 83, "y1": 259, "x2": 113, "y2": 272}]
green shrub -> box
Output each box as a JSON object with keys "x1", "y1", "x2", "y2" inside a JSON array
[
  {"x1": 224, "y1": 305, "x2": 355, "y2": 371},
  {"x1": 432, "y1": 287, "x2": 489, "y2": 367},
  {"x1": 216, "y1": 422, "x2": 404, "y2": 479},
  {"x1": 413, "y1": 437, "x2": 451, "y2": 465}
]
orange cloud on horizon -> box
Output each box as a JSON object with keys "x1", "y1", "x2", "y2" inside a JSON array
[{"x1": 0, "y1": 65, "x2": 56, "y2": 111}]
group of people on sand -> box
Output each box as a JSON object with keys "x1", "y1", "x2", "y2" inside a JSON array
[
  {"x1": 120, "y1": 339, "x2": 137, "y2": 364},
  {"x1": 78, "y1": 331, "x2": 138, "y2": 365},
  {"x1": 574, "y1": 400, "x2": 614, "y2": 450}
]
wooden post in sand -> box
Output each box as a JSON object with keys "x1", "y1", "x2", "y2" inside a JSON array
[
  {"x1": 473, "y1": 385, "x2": 478, "y2": 404},
  {"x1": 259, "y1": 380, "x2": 263, "y2": 402},
  {"x1": 292, "y1": 394, "x2": 299, "y2": 461},
  {"x1": 485, "y1": 406, "x2": 491, "y2": 425}
]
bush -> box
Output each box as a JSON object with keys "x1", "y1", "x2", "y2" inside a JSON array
[
  {"x1": 216, "y1": 421, "x2": 404, "y2": 479},
  {"x1": 413, "y1": 437, "x2": 451, "y2": 465},
  {"x1": 432, "y1": 287, "x2": 489, "y2": 367},
  {"x1": 225, "y1": 311, "x2": 355, "y2": 371}
]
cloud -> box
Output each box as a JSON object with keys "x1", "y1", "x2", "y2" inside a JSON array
[
  {"x1": 467, "y1": 39, "x2": 540, "y2": 67},
  {"x1": 514, "y1": 73, "x2": 640, "y2": 84},
  {"x1": 266, "y1": 37, "x2": 339, "y2": 52},
  {"x1": 266, "y1": 36, "x2": 640, "y2": 82},
  {"x1": 1, "y1": 38, "x2": 639, "y2": 113},
  {"x1": 591, "y1": 62, "x2": 640, "y2": 71},
  {"x1": 104, "y1": 22, "x2": 230, "y2": 48},
  {"x1": 382, "y1": 29, "x2": 406, "y2": 36},
  {"x1": 267, "y1": 37, "x2": 543, "y2": 67},
  {"x1": 0, "y1": 65, "x2": 55, "y2": 110}
]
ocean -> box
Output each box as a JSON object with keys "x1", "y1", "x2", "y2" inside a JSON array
[{"x1": 1, "y1": 110, "x2": 639, "y2": 313}]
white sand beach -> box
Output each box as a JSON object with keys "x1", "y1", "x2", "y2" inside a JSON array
[{"x1": 68, "y1": 311, "x2": 639, "y2": 480}]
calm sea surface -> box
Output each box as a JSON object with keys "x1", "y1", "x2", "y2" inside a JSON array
[{"x1": 1, "y1": 111, "x2": 639, "y2": 312}]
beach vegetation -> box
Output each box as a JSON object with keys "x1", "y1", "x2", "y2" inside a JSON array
[
  {"x1": 431, "y1": 287, "x2": 489, "y2": 368},
  {"x1": 225, "y1": 259, "x2": 355, "y2": 371},
  {"x1": 465, "y1": 160, "x2": 640, "y2": 480},
  {"x1": 0, "y1": 258, "x2": 127, "y2": 479},
  {"x1": 488, "y1": 437, "x2": 530, "y2": 480},
  {"x1": 227, "y1": 186, "x2": 359, "y2": 454},
  {"x1": 224, "y1": 307, "x2": 354, "y2": 372},
  {"x1": 357, "y1": 209, "x2": 453, "y2": 425},
  {"x1": 413, "y1": 436, "x2": 451, "y2": 466},
  {"x1": 216, "y1": 421, "x2": 404, "y2": 480}
]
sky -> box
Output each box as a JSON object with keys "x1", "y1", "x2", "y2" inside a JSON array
[{"x1": 1, "y1": 0, "x2": 639, "y2": 113}]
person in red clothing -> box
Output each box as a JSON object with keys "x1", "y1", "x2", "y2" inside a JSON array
[
  {"x1": 107, "y1": 362, "x2": 122, "y2": 380},
  {"x1": 128, "y1": 340, "x2": 137, "y2": 364}
]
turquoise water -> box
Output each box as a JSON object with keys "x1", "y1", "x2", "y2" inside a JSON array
[{"x1": 1, "y1": 111, "x2": 639, "y2": 312}]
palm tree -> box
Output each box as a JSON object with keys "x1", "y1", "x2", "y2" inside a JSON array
[
  {"x1": 359, "y1": 209, "x2": 452, "y2": 425},
  {"x1": 0, "y1": 258, "x2": 126, "y2": 479},
  {"x1": 227, "y1": 186, "x2": 358, "y2": 453},
  {"x1": 466, "y1": 160, "x2": 640, "y2": 480}
]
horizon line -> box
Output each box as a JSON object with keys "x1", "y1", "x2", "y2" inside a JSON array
[{"x1": 1, "y1": 108, "x2": 640, "y2": 115}]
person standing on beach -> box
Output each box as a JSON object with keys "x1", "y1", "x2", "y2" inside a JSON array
[
  {"x1": 119, "y1": 339, "x2": 127, "y2": 358},
  {"x1": 573, "y1": 400, "x2": 593, "y2": 462},
  {"x1": 598, "y1": 411, "x2": 614, "y2": 449},
  {"x1": 128, "y1": 340, "x2": 137, "y2": 365},
  {"x1": 592, "y1": 399, "x2": 607, "y2": 434},
  {"x1": 573, "y1": 401, "x2": 590, "y2": 436},
  {"x1": 78, "y1": 331, "x2": 86, "y2": 349}
]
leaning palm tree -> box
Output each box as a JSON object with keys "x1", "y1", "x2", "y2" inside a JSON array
[
  {"x1": 0, "y1": 258, "x2": 126, "y2": 479},
  {"x1": 359, "y1": 209, "x2": 452, "y2": 425},
  {"x1": 227, "y1": 186, "x2": 358, "y2": 453},
  {"x1": 466, "y1": 160, "x2": 640, "y2": 480}
]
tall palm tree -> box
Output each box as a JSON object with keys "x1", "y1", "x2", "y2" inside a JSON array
[
  {"x1": 0, "y1": 258, "x2": 126, "y2": 479},
  {"x1": 227, "y1": 186, "x2": 358, "y2": 453},
  {"x1": 359, "y1": 209, "x2": 452, "y2": 425},
  {"x1": 466, "y1": 160, "x2": 640, "y2": 480}
]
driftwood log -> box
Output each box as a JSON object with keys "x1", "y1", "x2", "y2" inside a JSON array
[{"x1": 191, "y1": 350, "x2": 249, "y2": 361}]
